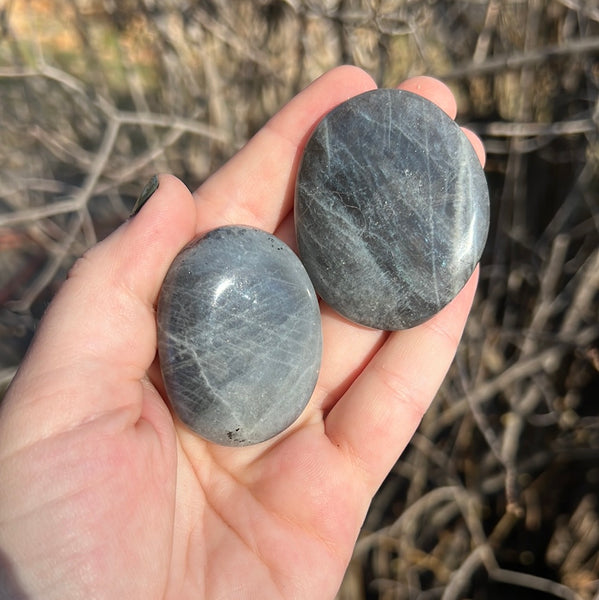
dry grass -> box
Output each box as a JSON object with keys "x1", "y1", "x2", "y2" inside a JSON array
[{"x1": 1, "y1": 1, "x2": 598, "y2": 598}]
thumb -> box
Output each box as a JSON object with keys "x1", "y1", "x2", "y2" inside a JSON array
[{"x1": 1, "y1": 174, "x2": 197, "y2": 447}]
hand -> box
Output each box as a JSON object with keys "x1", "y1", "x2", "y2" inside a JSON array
[{"x1": 0, "y1": 66, "x2": 485, "y2": 600}]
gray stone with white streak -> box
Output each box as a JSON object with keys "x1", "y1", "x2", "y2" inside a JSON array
[
  {"x1": 157, "y1": 226, "x2": 322, "y2": 446},
  {"x1": 295, "y1": 88, "x2": 490, "y2": 330}
]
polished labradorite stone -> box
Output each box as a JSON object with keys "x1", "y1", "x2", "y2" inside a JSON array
[
  {"x1": 157, "y1": 226, "x2": 322, "y2": 446},
  {"x1": 295, "y1": 88, "x2": 490, "y2": 330}
]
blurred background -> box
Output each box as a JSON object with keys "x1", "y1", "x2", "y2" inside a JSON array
[{"x1": 0, "y1": 0, "x2": 598, "y2": 598}]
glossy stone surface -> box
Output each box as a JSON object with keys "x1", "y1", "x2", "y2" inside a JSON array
[
  {"x1": 157, "y1": 226, "x2": 322, "y2": 446},
  {"x1": 295, "y1": 88, "x2": 490, "y2": 330}
]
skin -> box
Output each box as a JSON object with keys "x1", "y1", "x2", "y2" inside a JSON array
[{"x1": 0, "y1": 66, "x2": 485, "y2": 600}]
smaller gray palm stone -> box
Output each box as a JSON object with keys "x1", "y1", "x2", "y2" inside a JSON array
[{"x1": 157, "y1": 226, "x2": 322, "y2": 446}]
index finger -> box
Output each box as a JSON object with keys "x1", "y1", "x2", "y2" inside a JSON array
[{"x1": 191, "y1": 66, "x2": 377, "y2": 235}]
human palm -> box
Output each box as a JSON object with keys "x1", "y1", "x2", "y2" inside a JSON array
[{"x1": 0, "y1": 67, "x2": 484, "y2": 599}]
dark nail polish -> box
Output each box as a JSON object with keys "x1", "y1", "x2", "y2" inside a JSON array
[{"x1": 130, "y1": 175, "x2": 159, "y2": 217}]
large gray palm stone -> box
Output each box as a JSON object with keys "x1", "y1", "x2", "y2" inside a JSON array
[
  {"x1": 295, "y1": 88, "x2": 490, "y2": 330},
  {"x1": 157, "y1": 226, "x2": 322, "y2": 446}
]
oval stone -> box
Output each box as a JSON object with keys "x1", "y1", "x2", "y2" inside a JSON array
[
  {"x1": 295, "y1": 88, "x2": 490, "y2": 330},
  {"x1": 157, "y1": 226, "x2": 322, "y2": 446}
]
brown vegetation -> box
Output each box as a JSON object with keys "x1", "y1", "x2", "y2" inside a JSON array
[{"x1": 1, "y1": 1, "x2": 598, "y2": 598}]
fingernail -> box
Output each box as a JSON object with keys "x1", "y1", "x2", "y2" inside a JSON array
[{"x1": 130, "y1": 175, "x2": 159, "y2": 217}]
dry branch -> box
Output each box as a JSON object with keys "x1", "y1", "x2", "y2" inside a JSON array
[{"x1": 444, "y1": 36, "x2": 599, "y2": 79}]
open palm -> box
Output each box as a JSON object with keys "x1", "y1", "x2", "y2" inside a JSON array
[{"x1": 0, "y1": 66, "x2": 484, "y2": 600}]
